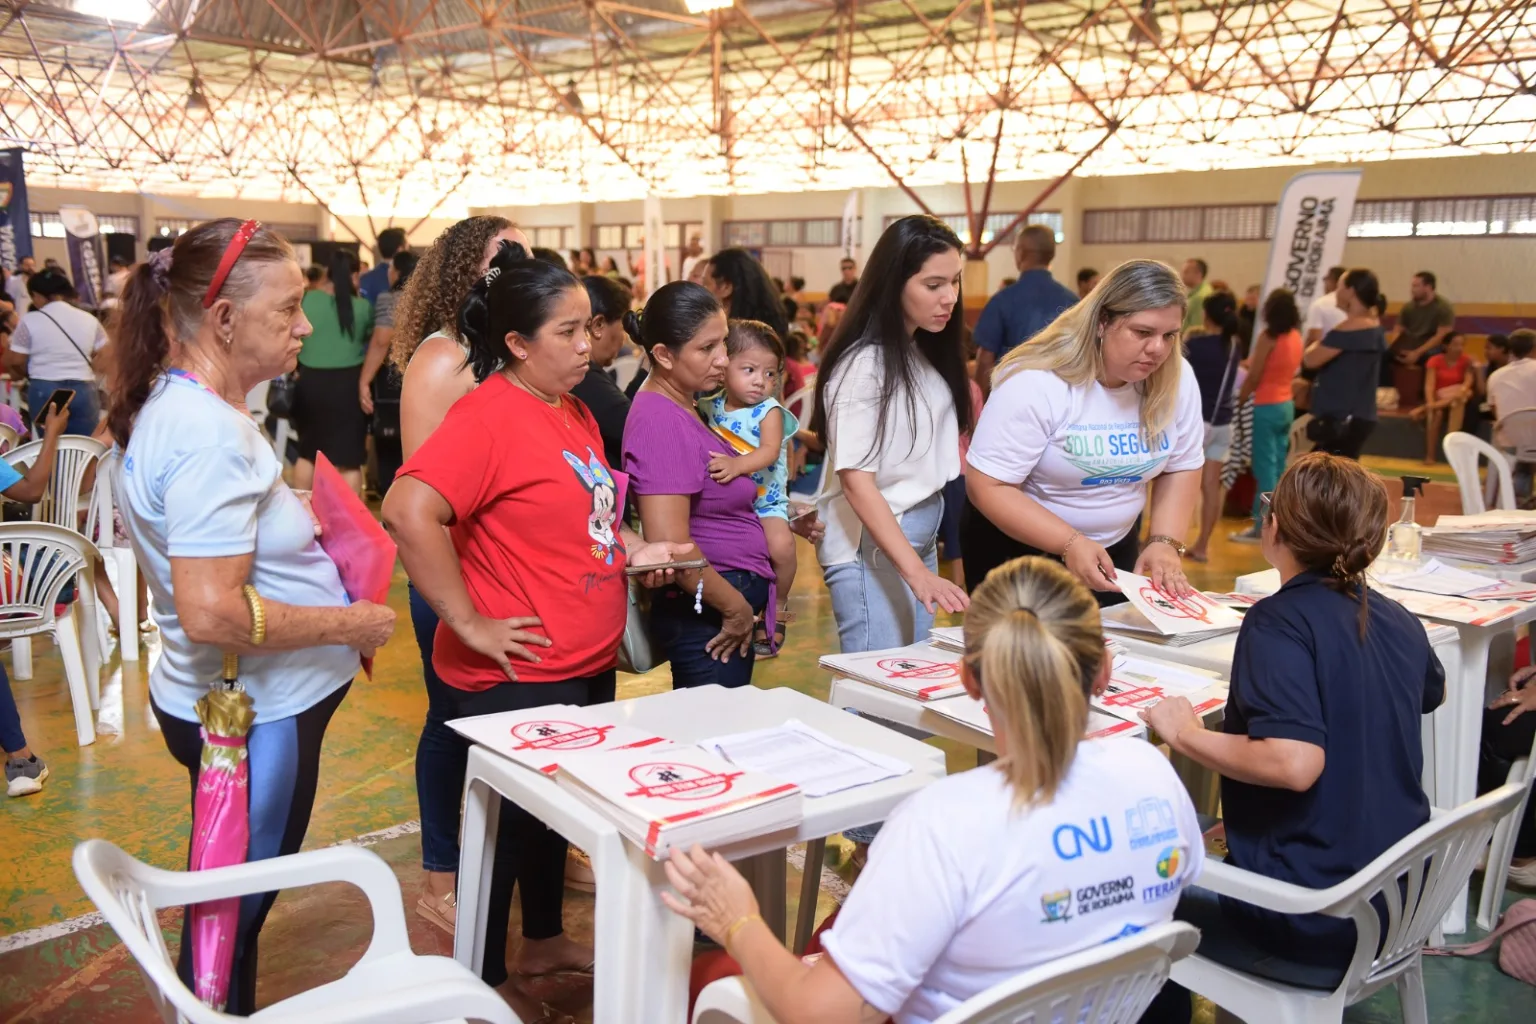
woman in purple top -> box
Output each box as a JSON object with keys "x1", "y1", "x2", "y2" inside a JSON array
[{"x1": 622, "y1": 282, "x2": 775, "y2": 688}]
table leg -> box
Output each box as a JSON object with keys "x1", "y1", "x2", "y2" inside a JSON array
[
  {"x1": 606, "y1": 842, "x2": 693, "y2": 1023},
  {"x1": 736, "y1": 851, "x2": 788, "y2": 943},
  {"x1": 793, "y1": 838, "x2": 826, "y2": 954},
  {"x1": 454, "y1": 773, "x2": 500, "y2": 975}
]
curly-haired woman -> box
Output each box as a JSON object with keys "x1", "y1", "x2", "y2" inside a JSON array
[{"x1": 385, "y1": 215, "x2": 536, "y2": 930}]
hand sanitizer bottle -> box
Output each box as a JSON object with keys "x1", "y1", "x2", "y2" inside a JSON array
[{"x1": 1387, "y1": 476, "x2": 1429, "y2": 564}]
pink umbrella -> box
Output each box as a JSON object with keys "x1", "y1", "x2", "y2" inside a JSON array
[{"x1": 188, "y1": 654, "x2": 256, "y2": 1010}]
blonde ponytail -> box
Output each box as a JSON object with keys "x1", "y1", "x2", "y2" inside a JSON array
[{"x1": 963, "y1": 557, "x2": 1103, "y2": 806}]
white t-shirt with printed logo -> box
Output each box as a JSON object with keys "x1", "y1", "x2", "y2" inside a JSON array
[
  {"x1": 966, "y1": 360, "x2": 1205, "y2": 545},
  {"x1": 819, "y1": 738, "x2": 1203, "y2": 1024}
]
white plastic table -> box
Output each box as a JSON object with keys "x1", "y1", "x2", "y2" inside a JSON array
[
  {"x1": 1234, "y1": 568, "x2": 1506, "y2": 933},
  {"x1": 453, "y1": 684, "x2": 947, "y2": 1023}
]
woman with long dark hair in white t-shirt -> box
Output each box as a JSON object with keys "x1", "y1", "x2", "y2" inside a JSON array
[
  {"x1": 661, "y1": 557, "x2": 1203, "y2": 1024},
  {"x1": 809, "y1": 215, "x2": 974, "y2": 654},
  {"x1": 963, "y1": 259, "x2": 1204, "y2": 604}
]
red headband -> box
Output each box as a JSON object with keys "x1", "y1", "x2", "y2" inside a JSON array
[{"x1": 202, "y1": 219, "x2": 262, "y2": 308}]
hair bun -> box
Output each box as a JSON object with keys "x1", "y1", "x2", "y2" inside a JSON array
[{"x1": 621, "y1": 309, "x2": 644, "y2": 345}]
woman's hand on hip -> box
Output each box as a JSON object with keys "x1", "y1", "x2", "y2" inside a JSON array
[
  {"x1": 346, "y1": 600, "x2": 398, "y2": 658},
  {"x1": 1135, "y1": 542, "x2": 1191, "y2": 598},
  {"x1": 458, "y1": 613, "x2": 551, "y2": 681},
  {"x1": 659, "y1": 845, "x2": 760, "y2": 947},
  {"x1": 706, "y1": 594, "x2": 755, "y2": 663},
  {"x1": 901, "y1": 566, "x2": 969, "y2": 614},
  {"x1": 1063, "y1": 536, "x2": 1122, "y2": 593}
]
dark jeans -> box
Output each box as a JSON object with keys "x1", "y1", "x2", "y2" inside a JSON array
[
  {"x1": 1311, "y1": 417, "x2": 1377, "y2": 460},
  {"x1": 649, "y1": 569, "x2": 770, "y2": 689},
  {"x1": 438, "y1": 670, "x2": 617, "y2": 986},
  {"x1": 0, "y1": 661, "x2": 23, "y2": 752},
  {"x1": 411, "y1": 583, "x2": 467, "y2": 873},
  {"x1": 960, "y1": 498, "x2": 1140, "y2": 606},
  {"x1": 1480, "y1": 702, "x2": 1536, "y2": 858},
  {"x1": 27, "y1": 378, "x2": 98, "y2": 436},
  {"x1": 155, "y1": 682, "x2": 351, "y2": 1017}
]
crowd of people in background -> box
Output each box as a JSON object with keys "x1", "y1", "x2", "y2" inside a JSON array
[{"x1": 6, "y1": 209, "x2": 1536, "y2": 1024}]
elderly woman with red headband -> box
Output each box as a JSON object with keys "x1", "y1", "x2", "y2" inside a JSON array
[{"x1": 109, "y1": 219, "x2": 396, "y2": 1015}]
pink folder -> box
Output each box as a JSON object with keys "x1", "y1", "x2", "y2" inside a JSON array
[{"x1": 311, "y1": 454, "x2": 397, "y2": 677}]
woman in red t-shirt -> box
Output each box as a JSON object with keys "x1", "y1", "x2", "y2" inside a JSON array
[
  {"x1": 1416, "y1": 331, "x2": 1473, "y2": 464},
  {"x1": 382, "y1": 242, "x2": 687, "y2": 999}
]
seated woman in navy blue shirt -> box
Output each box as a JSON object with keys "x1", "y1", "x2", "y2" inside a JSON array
[{"x1": 1144, "y1": 452, "x2": 1444, "y2": 995}]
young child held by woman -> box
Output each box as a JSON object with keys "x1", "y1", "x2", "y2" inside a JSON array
[{"x1": 699, "y1": 320, "x2": 799, "y2": 656}]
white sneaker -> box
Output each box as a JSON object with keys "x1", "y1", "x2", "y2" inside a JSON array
[{"x1": 5, "y1": 756, "x2": 48, "y2": 797}]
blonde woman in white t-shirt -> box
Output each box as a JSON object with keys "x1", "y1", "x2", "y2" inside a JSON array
[
  {"x1": 963, "y1": 259, "x2": 1204, "y2": 603},
  {"x1": 809, "y1": 215, "x2": 976, "y2": 655},
  {"x1": 661, "y1": 556, "x2": 1203, "y2": 1024}
]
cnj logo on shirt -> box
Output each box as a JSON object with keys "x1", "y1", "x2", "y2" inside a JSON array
[
  {"x1": 1061, "y1": 420, "x2": 1171, "y2": 486},
  {"x1": 1053, "y1": 816, "x2": 1112, "y2": 860}
]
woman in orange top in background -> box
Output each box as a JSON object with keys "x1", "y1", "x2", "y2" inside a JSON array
[
  {"x1": 1231, "y1": 289, "x2": 1303, "y2": 542},
  {"x1": 1417, "y1": 331, "x2": 1473, "y2": 464}
]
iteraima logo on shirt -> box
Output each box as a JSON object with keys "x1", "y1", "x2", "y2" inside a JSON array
[
  {"x1": 509, "y1": 720, "x2": 617, "y2": 752},
  {"x1": 874, "y1": 658, "x2": 958, "y2": 681},
  {"x1": 626, "y1": 761, "x2": 743, "y2": 801}
]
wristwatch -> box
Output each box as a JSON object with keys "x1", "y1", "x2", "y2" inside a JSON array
[{"x1": 1145, "y1": 535, "x2": 1187, "y2": 557}]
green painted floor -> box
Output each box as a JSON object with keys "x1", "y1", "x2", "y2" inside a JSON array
[{"x1": 0, "y1": 487, "x2": 1529, "y2": 1021}]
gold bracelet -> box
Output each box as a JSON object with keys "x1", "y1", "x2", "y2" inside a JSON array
[
  {"x1": 723, "y1": 912, "x2": 763, "y2": 953},
  {"x1": 1061, "y1": 530, "x2": 1083, "y2": 558},
  {"x1": 241, "y1": 584, "x2": 267, "y2": 646}
]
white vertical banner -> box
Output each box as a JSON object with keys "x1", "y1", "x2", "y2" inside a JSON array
[
  {"x1": 841, "y1": 190, "x2": 860, "y2": 259},
  {"x1": 643, "y1": 194, "x2": 665, "y2": 297},
  {"x1": 1259, "y1": 169, "x2": 1362, "y2": 326}
]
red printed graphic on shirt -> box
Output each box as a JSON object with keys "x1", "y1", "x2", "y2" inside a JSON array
[{"x1": 626, "y1": 762, "x2": 743, "y2": 802}]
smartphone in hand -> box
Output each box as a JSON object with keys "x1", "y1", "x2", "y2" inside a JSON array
[{"x1": 34, "y1": 388, "x2": 74, "y2": 427}]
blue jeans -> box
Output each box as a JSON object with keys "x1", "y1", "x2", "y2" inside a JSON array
[
  {"x1": 823, "y1": 491, "x2": 943, "y2": 843},
  {"x1": 1250, "y1": 401, "x2": 1293, "y2": 519},
  {"x1": 650, "y1": 569, "x2": 770, "y2": 689},
  {"x1": 0, "y1": 662, "x2": 24, "y2": 753},
  {"x1": 27, "y1": 378, "x2": 99, "y2": 436},
  {"x1": 823, "y1": 491, "x2": 943, "y2": 654},
  {"x1": 410, "y1": 584, "x2": 468, "y2": 873}
]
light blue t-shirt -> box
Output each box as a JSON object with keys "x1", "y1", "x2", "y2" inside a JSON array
[
  {"x1": 115, "y1": 374, "x2": 358, "y2": 723},
  {"x1": 0, "y1": 459, "x2": 21, "y2": 492}
]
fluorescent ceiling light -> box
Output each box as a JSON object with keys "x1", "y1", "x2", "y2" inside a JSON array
[
  {"x1": 684, "y1": 0, "x2": 733, "y2": 13},
  {"x1": 74, "y1": 0, "x2": 154, "y2": 25}
]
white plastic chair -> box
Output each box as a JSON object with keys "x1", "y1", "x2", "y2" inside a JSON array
[
  {"x1": 692, "y1": 921, "x2": 1200, "y2": 1024},
  {"x1": 1172, "y1": 782, "x2": 1528, "y2": 1024},
  {"x1": 73, "y1": 839, "x2": 517, "y2": 1024},
  {"x1": 4, "y1": 436, "x2": 107, "y2": 685},
  {"x1": 0, "y1": 523, "x2": 96, "y2": 744},
  {"x1": 1477, "y1": 731, "x2": 1536, "y2": 931},
  {"x1": 0, "y1": 422, "x2": 17, "y2": 454},
  {"x1": 85, "y1": 448, "x2": 143, "y2": 661},
  {"x1": 1442, "y1": 432, "x2": 1516, "y2": 514}
]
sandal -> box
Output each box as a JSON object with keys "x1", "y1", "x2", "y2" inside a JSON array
[
  {"x1": 415, "y1": 888, "x2": 457, "y2": 936},
  {"x1": 753, "y1": 611, "x2": 790, "y2": 659},
  {"x1": 564, "y1": 847, "x2": 596, "y2": 893}
]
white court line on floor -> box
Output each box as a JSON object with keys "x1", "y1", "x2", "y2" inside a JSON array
[
  {"x1": 0, "y1": 821, "x2": 851, "y2": 955},
  {"x1": 0, "y1": 820, "x2": 423, "y2": 956}
]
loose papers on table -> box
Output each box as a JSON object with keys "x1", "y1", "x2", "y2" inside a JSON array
[
  {"x1": 1090, "y1": 656, "x2": 1227, "y2": 725},
  {"x1": 818, "y1": 642, "x2": 966, "y2": 701},
  {"x1": 446, "y1": 705, "x2": 671, "y2": 774},
  {"x1": 697, "y1": 720, "x2": 911, "y2": 798},
  {"x1": 1375, "y1": 558, "x2": 1536, "y2": 602}
]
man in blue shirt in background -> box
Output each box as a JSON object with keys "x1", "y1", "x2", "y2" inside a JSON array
[
  {"x1": 973, "y1": 224, "x2": 1078, "y2": 395},
  {"x1": 358, "y1": 227, "x2": 409, "y2": 305}
]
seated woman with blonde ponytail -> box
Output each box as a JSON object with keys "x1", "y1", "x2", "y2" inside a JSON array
[
  {"x1": 661, "y1": 556, "x2": 1203, "y2": 1024},
  {"x1": 1145, "y1": 452, "x2": 1445, "y2": 1000}
]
